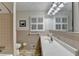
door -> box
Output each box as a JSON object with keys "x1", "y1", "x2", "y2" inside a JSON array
[{"x1": 0, "y1": 14, "x2": 13, "y2": 54}]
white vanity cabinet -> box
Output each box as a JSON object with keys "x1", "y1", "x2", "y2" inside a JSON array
[{"x1": 40, "y1": 36, "x2": 75, "y2": 56}]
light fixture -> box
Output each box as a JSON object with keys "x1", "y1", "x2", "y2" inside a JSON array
[
  {"x1": 48, "y1": 3, "x2": 57, "y2": 15},
  {"x1": 52, "y1": 7, "x2": 60, "y2": 15},
  {"x1": 52, "y1": 10, "x2": 58, "y2": 15},
  {"x1": 48, "y1": 7, "x2": 54, "y2": 15},
  {"x1": 55, "y1": 10, "x2": 58, "y2": 13},
  {"x1": 52, "y1": 3, "x2": 57, "y2": 8},
  {"x1": 58, "y1": 3, "x2": 64, "y2": 8},
  {"x1": 56, "y1": 7, "x2": 60, "y2": 11},
  {"x1": 52, "y1": 12, "x2": 56, "y2": 15},
  {"x1": 48, "y1": 2, "x2": 65, "y2": 15}
]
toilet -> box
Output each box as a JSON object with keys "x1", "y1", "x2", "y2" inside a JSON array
[{"x1": 16, "y1": 43, "x2": 21, "y2": 55}]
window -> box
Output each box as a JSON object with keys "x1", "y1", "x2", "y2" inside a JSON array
[
  {"x1": 38, "y1": 17, "x2": 43, "y2": 23},
  {"x1": 62, "y1": 18, "x2": 67, "y2": 23},
  {"x1": 30, "y1": 17, "x2": 44, "y2": 31},
  {"x1": 55, "y1": 17, "x2": 68, "y2": 31},
  {"x1": 31, "y1": 24, "x2": 37, "y2": 30},
  {"x1": 31, "y1": 18, "x2": 37, "y2": 23},
  {"x1": 38, "y1": 24, "x2": 43, "y2": 30},
  {"x1": 56, "y1": 24, "x2": 61, "y2": 29},
  {"x1": 62, "y1": 24, "x2": 67, "y2": 29},
  {"x1": 56, "y1": 18, "x2": 61, "y2": 23}
]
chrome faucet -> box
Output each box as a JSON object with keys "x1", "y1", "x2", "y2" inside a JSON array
[
  {"x1": 48, "y1": 33, "x2": 53, "y2": 43},
  {"x1": 48, "y1": 36, "x2": 53, "y2": 43}
]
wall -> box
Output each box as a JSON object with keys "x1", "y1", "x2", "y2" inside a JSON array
[
  {"x1": 3, "y1": 2, "x2": 13, "y2": 13},
  {"x1": 16, "y1": 11, "x2": 72, "y2": 32},
  {"x1": 68, "y1": 11, "x2": 72, "y2": 31},
  {"x1": 16, "y1": 11, "x2": 46, "y2": 31},
  {"x1": 44, "y1": 16, "x2": 55, "y2": 31},
  {"x1": 0, "y1": 14, "x2": 13, "y2": 54},
  {"x1": 73, "y1": 2, "x2": 79, "y2": 32}
]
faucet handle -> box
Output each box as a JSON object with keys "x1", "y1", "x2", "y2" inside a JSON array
[{"x1": 50, "y1": 37, "x2": 53, "y2": 41}]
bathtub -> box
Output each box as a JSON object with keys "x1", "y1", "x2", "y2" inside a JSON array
[{"x1": 40, "y1": 35, "x2": 75, "y2": 56}]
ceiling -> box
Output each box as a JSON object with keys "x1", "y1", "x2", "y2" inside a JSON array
[
  {"x1": 55, "y1": 2, "x2": 72, "y2": 15},
  {"x1": 60, "y1": 2, "x2": 72, "y2": 12},
  {"x1": 0, "y1": 2, "x2": 13, "y2": 13},
  {"x1": 16, "y1": 2, "x2": 52, "y2": 12},
  {"x1": 16, "y1": 2, "x2": 72, "y2": 15}
]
